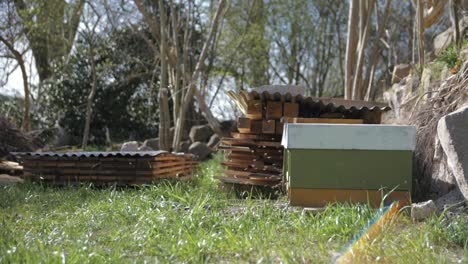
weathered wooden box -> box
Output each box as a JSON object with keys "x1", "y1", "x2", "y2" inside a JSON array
[{"x1": 281, "y1": 124, "x2": 416, "y2": 207}]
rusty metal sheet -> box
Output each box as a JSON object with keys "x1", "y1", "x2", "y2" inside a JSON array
[{"x1": 11, "y1": 151, "x2": 174, "y2": 158}]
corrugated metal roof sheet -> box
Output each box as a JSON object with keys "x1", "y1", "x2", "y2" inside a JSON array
[
  {"x1": 240, "y1": 90, "x2": 391, "y2": 111},
  {"x1": 12, "y1": 151, "x2": 173, "y2": 158}
]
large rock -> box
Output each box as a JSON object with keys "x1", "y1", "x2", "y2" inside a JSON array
[
  {"x1": 411, "y1": 200, "x2": 437, "y2": 221},
  {"x1": 189, "y1": 125, "x2": 214, "y2": 143},
  {"x1": 180, "y1": 141, "x2": 191, "y2": 153},
  {"x1": 188, "y1": 142, "x2": 212, "y2": 160},
  {"x1": 431, "y1": 137, "x2": 456, "y2": 196},
  {"x1": 437, "y1": 106, "x2": 468, "y2": 201},
  {"x1": 120, "y1": 141, "x2": 139, "y2": 151},
  {"x1": 142, "y1": 138, "x2": 159, "y2": 150},
  {"x1": 434, "y1": 189, "x2": 466, "y2": 212},
  {"x1": 434, "y1": 16, "x2": 468, "y2": 55},
  {"x1": 391, "y1": 64, "x2": 411, "y2": 84},
  {"x1": 383, "y1": 75, "x2": 419, "y2": 119},
  {"x1": 207, "y1": 134, "x2": 220, "y2": 149}
]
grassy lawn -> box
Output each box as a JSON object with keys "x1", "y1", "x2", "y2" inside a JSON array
[{"x1": 1, "y1": 155, "x2": 467, "y2": 263}]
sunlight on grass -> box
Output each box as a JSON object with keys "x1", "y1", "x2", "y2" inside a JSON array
[{"x1": 0, "y1": 156, "x2": 466, "y2": 263}]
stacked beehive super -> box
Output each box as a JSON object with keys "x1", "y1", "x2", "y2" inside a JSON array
[
  {"x1": 217, "y1": 87, "x2": 390, "y2": 189},
  {"x1": 14, "y1": 151, "x2": 198, "y2": 185}
]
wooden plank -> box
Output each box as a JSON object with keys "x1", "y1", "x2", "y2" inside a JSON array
[
  {"x1": 246, "y1": 100, "x2": 263, "y2": 119},
  {"x1": 237, "y1": 117, "x2": 251, "y2": 133},
  {"x1": 288, "y1": 188, "x2": 410, "y2": 208},
  {"x1": 283, "y1": 102, "x2": 299, "y2": 117},
  {"x1": 262, "y1": 120, "x2": 276, "y2": 134},
  {"x1": 282, "y1": 117, "x2": 363, "y2": 124},
  {"x1": 265, "y1": 101, "x2": 283, "y2": 119},
  {"x1": 215, "y1": 176, "x2": 280, "y2": 186},
  {"x1": 221, "y1": 138, "x2": 282, "y2": 148},
  {"x1": 275, "y1": 121, "x2": 284, "y2": 135},
  {"x1": 231, "y1": 132, "x2": 280, "y2": 141}
]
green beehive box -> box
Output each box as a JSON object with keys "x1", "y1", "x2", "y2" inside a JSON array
[{"x1": 281, "y1": 124, "x2": 416, "y2": 207}]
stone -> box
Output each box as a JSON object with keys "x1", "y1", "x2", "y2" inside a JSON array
[
  {"x1": 430, "y1": 137, "x2": 456, "y2": 196},
  {"x1": 142, "y1": 138, "x2": 159, "y2": 150},
  {"x1": 180, "y1": 141, "x2": 191, "y2": 153},
  {"x1": 0, "y1": 174, "x2": 24, "y2": 186},
  {"x1": 120, "y1": 141, "x2": 139, "y2": 151},
  {"x1": 189, "y1": 125, "x2": 214, "y2": 143},
  {"x1": 207, "y1": 134, "x2": 220, "y2": 149},
  {"x1": 434, "y1": 16, "x2": 468, "y2": 55},
  {"x1": 391, "y1": 64, "x2": 411, "y2": 84},
  {"x1": 437, "y1": 106, "x2": 468, "y2": 201},
  {"x1": 460, "y1": 49, "x2": 468, "y2": 62},
  {"x1": 188, "y1": 142, "x2": 212, "y2": 160},
  {"x1": 434, "y1": 189, "x2": 465, "y2": 212},
  {"x1": 383, "y1": 75, "x2": 418, "y2": 120},
  {"x1": 137, "y1": 145, "x2": 153, "y2": 151},
  {"x1": 434, "y1": 30, "x2": 452, "y2": 56},
  {"x1": 411, "y1": 200, "x2": 437, "y2": 221}
]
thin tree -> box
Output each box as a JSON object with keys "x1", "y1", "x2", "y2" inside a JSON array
[
  {"x1": 81, "y1": 3, "x2": 102, "y2": 149},
  {"x1": 0, "y1": 35, "x2": 31, "y2": 131}
]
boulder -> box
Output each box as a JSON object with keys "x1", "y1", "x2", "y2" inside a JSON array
[
  {"x1": 391, "y1": 64, "x2": 411, "y2": 84},
  {"x1": 137, "y1": 145, "x2": 153, "y2": 151},
  {"x1": 434, "y1": 30, "x2": 452, "y2": 56},
  {"x1": 411, "y1": 200, "x2": 437, "y2": 221},
  {"x1": 460, "y1": 48, "x2": 468, "y2": 62},
  {"x1": 180, "y1": 141, "x2": 191, "y2": 153},
  {"x1": 383, "y1": 75, "x2": 419, "y2": 120},
  {"x1": 434, "y1": 16, "x2": 468, "y2": 55},
  {"x1": 189, "y1": 125, "x2": 213, "y2": 143},
  {"x1": 0, "y1": 174, "x2": 24, "y2": 186},
  {"x1": 437, "y1": 106, "x2": 468, "y2": 201},
  {"x1": 188, "y1": 142, "x2": 212, "y2": 160},
  {"x1": 120, "y1": 141, "x2": 139, "y2": 151},
  {"x1": 207, "y1": 134, "x2": 220, "y2": 149},
  {"x1": 430, "y1": 137, "x2": 457, "y2": 196},
  {"x1": 434, "y1": 189, "x2": 465, "y2": 212},
  {"x1": 142, "y1": 138, "x2": 159, "y2": 150}
]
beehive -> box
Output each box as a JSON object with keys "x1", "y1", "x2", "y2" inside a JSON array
[{"x1": 282, "y1": 123, "x2": 416, "y2": 207}]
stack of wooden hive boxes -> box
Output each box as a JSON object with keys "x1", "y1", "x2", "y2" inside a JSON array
[
  {"x1": 216, "y1": 94, "x2": 295, "y2": 187},
  {"x1": 217, "y1": 87, "x2": 390, "y2": 190},
  {"x1": 14, "y1": 151, "x2": 198, "y2": 186}
]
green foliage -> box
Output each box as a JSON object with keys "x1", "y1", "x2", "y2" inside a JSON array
[
  {"x1": 436, "y1": 45, "x2": 460, "y2": 69},
  {"x1": 39, "y1": 27, "x2": 158, "y2": 145},
  {"x1": 0, "y1": 95, "x2": 24, "y2": 126},
  {"x1": 0, "y1": 158, "x2": 465, "y2": 263}
]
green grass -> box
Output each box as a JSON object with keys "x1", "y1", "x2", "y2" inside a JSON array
[{"x1": 1, "y1": 155, "x2": 466, "y2": 263}]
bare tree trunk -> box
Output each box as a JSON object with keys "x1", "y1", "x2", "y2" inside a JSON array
[
  {"x1": 0, "y1": 36, "x2": 31, "y2": 132},
  {"x1": 158, "y1": 0, "x2": 171, "y2": 151},
  {"x1": 363, "y1": 0, "x2": 392, "y2": 101},
  {"x1": 417, "y1": 0, "x2": 425, "y2": 71},
  {"x1": 449, "y1": 0, "x2": 461, "y2": 49},
  {"x1": 344, "y1": 0, "x2": 360, "y2": 99},
  {"x1": 82, "y1": 53, "x2": 97, "y2": 149},
  {"x1": 172, "y1": 0, "x2": 226, "y2": 151},
  {"x1": 352, "y1": 0, "x2": 375, "y2": 100}
]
